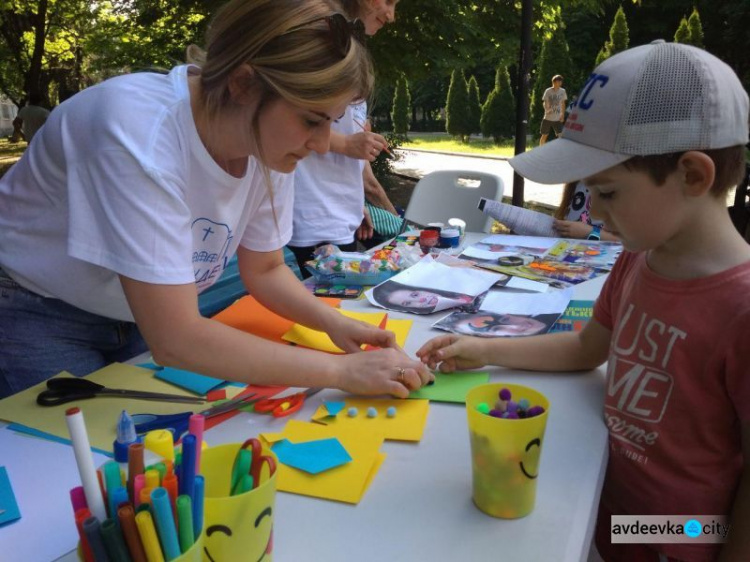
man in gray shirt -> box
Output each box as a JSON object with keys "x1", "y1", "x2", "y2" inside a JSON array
[
  {"x1": 540, "y1": 75, "x2": 567, "y2": 145},
  {"x1": 13, "y1": 94, "x2": 50, "y2": 143}
]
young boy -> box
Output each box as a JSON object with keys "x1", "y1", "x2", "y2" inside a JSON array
[{"x1": 418, "y1": 41, "x2": 750, "y2": 562}]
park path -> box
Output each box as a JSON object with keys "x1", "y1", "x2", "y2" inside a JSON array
[{"x1": 392, "y1": 148, "x2": 564, "y2": 210}]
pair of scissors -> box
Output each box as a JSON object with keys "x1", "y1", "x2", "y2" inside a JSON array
[
  {"x1": 36, "y1": 377, "x2": 207, "y2": 407},
  {"x1": 231, "y1": 438, "x2": 277, "y2": 495},
  {"x1": 253, "y1": 388, "x2": 322, "y2": 418},
  {"x1": 131, "y1": 392, "x2": 264, "y2": 436}
]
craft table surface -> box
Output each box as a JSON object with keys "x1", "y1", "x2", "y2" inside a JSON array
[{"x1": 3, "y1": 233, "x2": 609, "y2": 562}]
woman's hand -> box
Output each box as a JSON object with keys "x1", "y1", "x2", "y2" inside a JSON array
[
  {"x1": 416, "y1": 335, "x2": 488, "y2": 373},
  {"x1": 335, "y1": 347, "x2": 434, "y2": 399},
  {"x1": 553, "y1": 219, "x2": 592, "y2": 239},
  {"x1": 344, "y1": 131, "x2": 387, "y2": 161},
  {"x1": 326, "y1": 314, "x2": 397, "y2": 354}
]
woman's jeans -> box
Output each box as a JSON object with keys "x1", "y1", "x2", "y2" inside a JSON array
[{"x1": 0, "y1": 268, "x2": 147, "y2": 398}]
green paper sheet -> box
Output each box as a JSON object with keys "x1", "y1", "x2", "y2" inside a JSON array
[{"x1": 409, "y1": 371, "x2": 490, "y2": 403}]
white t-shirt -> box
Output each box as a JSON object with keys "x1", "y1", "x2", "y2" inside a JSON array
[
  {"x1": 0, "y1": 65, "x2": 294, "y2": 321},
  {"x1": 289, "y1": 102, "x2": 368, "y2": 247},
  {"x1": 542, "y1": 87, "x2": 567, "y2": 121}
]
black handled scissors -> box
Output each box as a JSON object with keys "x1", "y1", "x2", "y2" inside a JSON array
[{"x1": 36, "y1": 377, "x2": 207, "y2": 407}]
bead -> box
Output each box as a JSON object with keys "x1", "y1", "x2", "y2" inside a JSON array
[
  {"x1": 347, "y1": 407, "x2": 358, "y2": 417},
  {"x1": 476, "y1": 402, "x2": 490, "y2": 415},
  {"x1": 386, "y1": 406, "x2": 397, "y2": 418},
  {"x1": 366, "y1": 407, "x2": 377, "y2": 418},
  {"x1": 499, "y1": 388, "x2": 512, "y2": 401}
]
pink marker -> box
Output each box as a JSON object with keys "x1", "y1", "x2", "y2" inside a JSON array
[
  {"x1": 188, "y1": 414, "x2": 205, "y2": 474},
  {"x1": 70, "y1": 485, "x2": 88, "y2": 513},
  {"x1": 133, "y1": 473, "x2": 146, "y2": 508}
]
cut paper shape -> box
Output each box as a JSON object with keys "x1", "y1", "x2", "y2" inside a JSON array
[
  {"x1": 0, "y1": 466, "x2": 21, "y2": 526},
  {"x1": 272, "y1": 438, "x2": 352, "y2": 475},
  {"x1": 282, "y1": 310, "x2": 387, "y2": 353},
  {"x1": 212, "y1": 295, "x2": 340, "y2": 343},
  {"x1": 324, "y1": 402, "x2": 346, "y2": 416},
  {"x1": 260, "y1": 420, "x2": 385, "y2": 504},
  {"x1": 311, "y1": 398, "x2": 430, "y2": 442},
  {"x1": 383, "y1": 318, "x2": 413, "y2": 349},
  {"x1": 409, "y1": 371, "x2": 490, "y2": 403},
  {"x1": 154, "y1": 366, "x2": 225, "y2": 395}
]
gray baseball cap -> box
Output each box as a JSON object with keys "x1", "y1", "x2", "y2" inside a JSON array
[{"x1": 510, "y1": 41, "x2": 750, "y2": 184}]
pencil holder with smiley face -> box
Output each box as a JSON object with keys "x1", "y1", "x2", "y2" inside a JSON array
[
  {"x1": 465, "y1": 383, "x2": 549, "y2": 519},
  {"x1": 201, "y1": 442, "x2": 278, "y2": 561}
]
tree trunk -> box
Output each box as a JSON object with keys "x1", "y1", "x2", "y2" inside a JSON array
[{"x1": 26, "y1": 0, "x2": 48, "y2": 100}]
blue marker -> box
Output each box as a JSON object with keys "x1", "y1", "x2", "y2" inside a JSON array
[
  {"x1": 151, "y1": 487, "x2": 181, "y2": 560},
  {"x1": 113, "y1": 410, "x2": 138, "y2": 463},
  {"x1": 179, "y1": 434, "x2": 197, "y2": 502},
  {"x1": 192, "y1": 475, "x2": 204, "y2": 538}
]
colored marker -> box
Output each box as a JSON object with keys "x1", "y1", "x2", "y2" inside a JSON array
[
  {"x1": 144, "y1": 469, "x2": 160, "y2": 490},
  {"x1": 150, "y1": 487, "x2": 180, "y2": 561},
  {"x1": 133, "y1": 474, "x2": 146, "y2": 508},
  {"x1": 70, "y1": 485, "x2": 88, "y2": 513},
  {"x1": 100, "y1": 517, "x2": 131, "y2": 562},
  {"x1": 108, "y1": 486, "x2": 129, "y2": 522},
  {"x1": 117, "y1": 503, "x2": 147, "y2": 562},
  {"x1": 178, "y1": 435, "x2": 196, "y2": 501},
  {"x1": 127, "y1": 443, "x2": 145, "y2": 501},
  {"x1": 176, "y1": 495, "x2": 194, "y2": 553},
  {"x1": 82, "y1": 516, "x2": 109, "y2": 562},
  {"x1": 192, "y1": 475, "x2": 204, "y2": 538},
  {"x1": 134, "y1": 510, "x2": 165, "y2": 562},
  {"x1": 66, "y1": 407, "x2": 108, "y2": 522},
  {"x1": 103, "y1": 461, "x2": 123, "y2": 518},
  {"x1": 188, "y1": 414, "x2": 204, "y2": 474},
  {"x1": 75, "y1": 508, "x2": 94, "y2": 562}
]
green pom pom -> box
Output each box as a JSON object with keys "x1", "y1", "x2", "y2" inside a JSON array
[{"x1": 477, "y1": 402, "x2": 490, "y2": 414}]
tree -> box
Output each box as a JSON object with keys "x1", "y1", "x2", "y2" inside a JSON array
[
  {"x1": 467, "y1": 75, "x2": 481, "y2": 135},
  {"x1": 390, "y1": 74, "x2": 411, "y2": 137},
  {"x1": 686, "y1": 8, "x2": 705, "y2": 48},
  {"x1": 445, "y1": 69, "x2": 471, "y2": 142},
  {"x1": 529, "y1": 9, "x2": 573, "y2": 136},
  {"x1": 674, "y1": 17, "x2": 690, "y2": 44},
  {"x1": 480, "y1": 65, "x2": 515, "y2": 143},
  {"x1": 595, "y1": 6, "x2": 629, "y2": 66}
]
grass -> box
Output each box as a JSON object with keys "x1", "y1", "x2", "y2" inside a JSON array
[
  {"x1": 399, "y1": 133, "x2": 515, "y2": 157},
  {"x1": 0, "y1": 138, "x2": 25, "y2": 176}
]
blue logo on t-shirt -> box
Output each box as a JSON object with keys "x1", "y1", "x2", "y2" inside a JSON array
[{"x1": 684, "y1": 519, "x2": 702, "y2": 538}]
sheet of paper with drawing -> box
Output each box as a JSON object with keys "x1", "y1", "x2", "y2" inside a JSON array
[
  {"x1": 478, "y1": 198, "x2": 558, "y2": 237},
  {"x1": 365, "y1": 256, "x2": 504, "y2": 315},
  {"x1": 433, "y1": 288, "x2": 574, "y2": 338}
]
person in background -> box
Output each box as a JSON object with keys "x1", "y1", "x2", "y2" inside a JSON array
[
  {"x1": 0, "y1": 0, "x2": 431, "y2": 399},
  {"x1": 288, "y1": 0, "x2": 401, "y2": 276},
  {"x1": 12, "y1": 93, "x2": 50, "y2": 143},
  {"x1": 419, "y1": 42, "x2": 750, "y2": 561},
  {"x1": 539, "y1": 74, "x2": 566, "y2": 146},
  {"x1": 553, "y1": 181, "x2": 620, "y2": 241}
]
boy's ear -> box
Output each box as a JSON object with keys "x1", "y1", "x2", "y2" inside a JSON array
[
  {"x1": 227, "y1": 63, "x2": 256, "y2": 105},
  {"x1": 678, "y1": 151, "x2": 715, "y2": 197}
]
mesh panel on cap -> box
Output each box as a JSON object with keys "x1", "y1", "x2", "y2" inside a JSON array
[{"x1": 616, "y1": 44, "x2": 711, "y2": 155}]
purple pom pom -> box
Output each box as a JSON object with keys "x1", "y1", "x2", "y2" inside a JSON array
[
  {"x1": 506, "y1": 400, "x2": 518, "y2": 413},
  {"x1": 526, "y1": 406, "x2": 545, "y2": 418},
  {"x1": 499, "y1": 388, "x2": 512, "y2": 401},
  {"x1": 489, "y1": 409, "x2": 503, "y2": 418},
  {"x1": 506, "y1": 411, "x2": 519, "y2": 419}
]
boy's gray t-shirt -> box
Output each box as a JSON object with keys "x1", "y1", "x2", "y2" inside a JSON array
[{"x1": 542, "y1": 87, "x2": 567, "y2": 121}]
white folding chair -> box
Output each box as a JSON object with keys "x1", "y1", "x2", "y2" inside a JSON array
[{"x1": 404, "y1": 170, "x2": 504, "y2": 233}]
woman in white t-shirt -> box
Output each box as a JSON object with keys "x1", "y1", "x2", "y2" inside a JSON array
[
  {"x1": 288, "y1": 0, "x2": 400, "y2": 276},
  {"x1": 0, "y1": 0, "x2": 431, "y2": 399}
]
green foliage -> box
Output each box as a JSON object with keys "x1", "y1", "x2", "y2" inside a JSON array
[
  {"x1": 390, "y1": 74, "x2": 411, "y2": 137},
  {"x1": 445, "y1": 69, "x2": 471, "y2": 142},
  {"x1": 674, "y1": 17, "x2": 690, "y2": 43},
  {"x1": 370, "y1": 131, "x2": 404, "y2": 184},
  {"x1": 686, "y1": 8, "x2": 705, "y2": 48},
  {"x1": 467, "y1": 75, "x2": 481, "y2": 135},
  {"x1": 595, "y1": 6, "x2": 630, "y2": 67},
  {"x1": 480, "y1": 65, "x2": 515, "y2": 143},
  {"x1": 529, "y1": 11, "x2": 573, "y2": 136}
]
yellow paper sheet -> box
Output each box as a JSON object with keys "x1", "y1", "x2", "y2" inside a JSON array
[
  {"x1": 0, "y1": 363, "x2": 208, "y2": 453},
  {"x1": 259, "y1": 420, "x2": 385, "y2": 504},
  {"x1": 281, "y1": 310, "x2": 386, "y2": 353},
  {"x1": 311, "y1": 398, "x2": 430, "y2": 442},
  {"x1": 384, "y1": 318, "x2": 413, "y2": 349}
]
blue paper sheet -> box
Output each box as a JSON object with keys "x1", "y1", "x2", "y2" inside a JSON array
[
  {"x1": 6, "y1": 424, "x2": 113, "y2": 457},
  {"x1": 324, "y1": 401, "x2": 346, "y2": 416},
  {"x1": 0, "y1": 467, "x2": 21, "y2": 526},
  {"x1": 153, "y1": 367, "x2": 226, "y2": 395},
  {"x1": 272, "y1": 438, "x2": 352, "y2": 475}
]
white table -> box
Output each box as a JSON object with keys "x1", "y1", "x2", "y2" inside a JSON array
[{"x1": 5, "y1": 235, "x2": 610, "y2": 562}]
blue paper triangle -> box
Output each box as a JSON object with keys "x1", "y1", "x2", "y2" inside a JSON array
[{"x1": 272, "y1": 438, "x2": 352, "y2": 475}]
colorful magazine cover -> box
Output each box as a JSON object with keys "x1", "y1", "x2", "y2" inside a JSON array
[{"x1": 549, "y1": 300, "x2": 595, "y2": 333}]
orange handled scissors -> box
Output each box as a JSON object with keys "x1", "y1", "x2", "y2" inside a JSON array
[{"x1": 253, "y1": 388, "x2": 321, "y2": 418}]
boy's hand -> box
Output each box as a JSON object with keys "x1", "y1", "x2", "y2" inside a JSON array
[{"x1": 416, "y1": 335, "x2": 488, "y2": 372}]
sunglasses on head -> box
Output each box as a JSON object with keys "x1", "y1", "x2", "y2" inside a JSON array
[{"x1": 285, "y1": 13, "x2": 366, "y2": 59}]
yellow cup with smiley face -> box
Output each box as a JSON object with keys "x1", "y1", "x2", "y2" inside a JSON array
[
  {"x1": 201, "y1": 443, "x2": 277, "y2": 561},
  {"x1": 466, "y1": 383, "x2": 549, "y2": 518}
]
